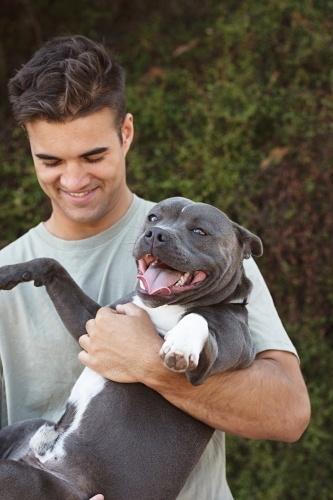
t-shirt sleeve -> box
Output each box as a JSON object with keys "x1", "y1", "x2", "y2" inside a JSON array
[{"x1": 244, "y1": 257, "x2": 299, "y2": 359}]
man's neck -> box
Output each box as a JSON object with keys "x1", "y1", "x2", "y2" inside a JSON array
[{"x1": 44, "y1": 189, "x2": 134, "y2": 241}]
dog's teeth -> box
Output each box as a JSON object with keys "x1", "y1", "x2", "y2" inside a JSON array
[
  {"x1": 150, "y1": 259, "x2": 161, "y2": 267},
  {"x1": 175, "y1": 272, "x2": 190, "y2": 287}
]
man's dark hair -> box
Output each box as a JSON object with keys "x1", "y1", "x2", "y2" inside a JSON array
[{"x1": 8, "y1": 35, "x2": 126, "y2": 137}]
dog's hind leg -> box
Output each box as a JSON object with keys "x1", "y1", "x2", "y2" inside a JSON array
[
  {"x1": 0, "y1": 459, "x2": 81, "y2": 500},
  {"x1": 0, "y1": 418, "x2": 51, "y2": 460},
  {"x1": 0, "y1": 258, "x2": 101, "y2": 341}
]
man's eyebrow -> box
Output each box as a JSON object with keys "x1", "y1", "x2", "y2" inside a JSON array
[
  {"x1": 35, "y1": 153, "x2": 60, "y2": 160},
  {"x1": 79, "y1": 147, "x2": 108, "y2": 157},
  {"x1": 34, "y1": 147, "x2": 108, "y2": 161}
]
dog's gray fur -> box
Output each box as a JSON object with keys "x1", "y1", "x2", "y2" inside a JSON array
[{"x1": 0, "y1": 197, "x2": 262, "y2": 499}]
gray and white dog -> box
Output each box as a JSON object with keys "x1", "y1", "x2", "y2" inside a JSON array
[{"x1": 0, "y1": 197, "x2": 262, "y2": 500}]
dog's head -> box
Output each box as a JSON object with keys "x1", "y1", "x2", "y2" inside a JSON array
[{"x1": 133, "y1": 197, "x2": 263, "y2": 308}]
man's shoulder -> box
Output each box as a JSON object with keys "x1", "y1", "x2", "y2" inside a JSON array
[
  {"x1": 133, "y1": 196, "x2": 156, "y2": 213},
  {"x1": 122, "y1": 196, "x2": 156, "y2": 229},
  {"x1": 0, "y1": 225, "x2": 41, "y2": 265}
]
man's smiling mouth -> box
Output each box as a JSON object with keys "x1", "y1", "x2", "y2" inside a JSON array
[
  {"x1": 61, "y1": 187, "x2": 98, "y2": 198},
  {"x1": 68, "y1": 191, "x2": 90, "y2": 197}
]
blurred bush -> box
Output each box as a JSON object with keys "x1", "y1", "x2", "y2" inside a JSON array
[{"x1": 0, "y1": 0, "x2": 332, "y2": 498}]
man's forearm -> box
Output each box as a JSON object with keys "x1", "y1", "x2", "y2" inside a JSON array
[{"x1": 142, "y1": 350, "x2": 311, "y2": 442}]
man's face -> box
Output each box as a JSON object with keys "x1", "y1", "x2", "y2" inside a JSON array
[{"x1": 26, "y1": 108, "x2": 134, "y2": 238}]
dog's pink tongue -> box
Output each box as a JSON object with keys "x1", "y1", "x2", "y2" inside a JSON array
[{"x1": 137, "y1": 267, "x2": 182, "y2": 295}]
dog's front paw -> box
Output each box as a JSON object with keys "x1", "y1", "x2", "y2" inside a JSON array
[
  {"x1": 159, "y1": 334, "x2": 199, "y2": 372},
  {"x1": 0, "y1": 265, "x2": 32, "y2": 291},
  {"x1": 159, "y1": 313, "x2": 209, "y2": 373}
]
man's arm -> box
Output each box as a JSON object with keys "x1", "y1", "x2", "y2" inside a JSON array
[{"x1": 78, "y1": 304, "x2": 310, "y2": 442}]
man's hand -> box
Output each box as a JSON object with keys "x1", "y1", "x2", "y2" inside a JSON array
[
  {"x1": 90, "y1": 496, "x2": 104, "y2": 500},
  {"x1": 78, "y1": 304, "x2": 163, "y2": 383}
]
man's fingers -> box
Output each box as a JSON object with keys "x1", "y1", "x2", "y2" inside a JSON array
[
  {"x1": 116, "y1": 302, "x2": 143, "y2": 316},
  {"x1": 86, "y1": 308, "x2": 117, "y2": 330},
  {"x1": 79, "y1": 333, "x2": 90, "y2": 350},
  {"x1": 76, "y1": 301, "x2": 159, "y2": 382},
  {"x1": 89, "y1": 495, "x2": 104, "y2": 500},
  {"x1": 86, "y1": 318, "x2": 95, "y2": 330},
  {"x1": 96, "y1": 306, "x2": 117, "y2": 318},
  {"x1": 78, "y1": 348, "x2": 90, "y2": 366}
]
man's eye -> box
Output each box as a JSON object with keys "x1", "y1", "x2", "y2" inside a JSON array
[
  {"x1": 148, "y1": 214, "x2": 158, "y2": 222},
  {"x1": 192, "y1": 228, "x2": 207, "y2": 235},
  {"x1": 85, "y1": 156, "x2": 104, "y2": 164},
  {"x1": 43, "y1": 161, "x2": 61, "y2": 167}
]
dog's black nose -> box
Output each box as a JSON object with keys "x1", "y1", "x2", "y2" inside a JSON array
[{"x1": 145, "y1": 227, "x2": 170, "y2": 243}]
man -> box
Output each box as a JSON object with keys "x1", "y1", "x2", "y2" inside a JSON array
[{"x1": 0, "y1": 35, "x2": 310, "y2": 499}]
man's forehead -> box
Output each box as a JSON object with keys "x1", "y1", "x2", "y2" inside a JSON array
[
  {"x1": 26, "y1": 108, "x2": 116, "y2": 134},
  {"x1": 26, "y1": 108, "x2": 119, "y2": 155}
]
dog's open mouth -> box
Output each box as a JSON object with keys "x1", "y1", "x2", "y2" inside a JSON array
[{"x1": 137, "y1": 254, "x2": 207, "y2": 296}]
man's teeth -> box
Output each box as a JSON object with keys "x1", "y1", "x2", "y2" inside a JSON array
[
  {"x1": 69, "y1": 191, "x2": 89, "y2": 197},
  {"x1": 175, "y1": 272, "x2": 190, "y2": 287}
]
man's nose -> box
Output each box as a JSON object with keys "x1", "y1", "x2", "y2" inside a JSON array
[{"x1": 60, "y1": 162, "x2": 90, "y2": 191}]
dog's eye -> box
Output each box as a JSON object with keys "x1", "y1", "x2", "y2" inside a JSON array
[
  {"x1": 148, "y1": 214, "x2": 158, "y2": 222},
  {"x1": 193, "y1": 228, "x2": 207, "y2": 235}
]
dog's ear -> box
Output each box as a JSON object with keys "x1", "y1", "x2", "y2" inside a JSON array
[{"x1": 231, "y1": 222, "x2": 263, "y2": 259}]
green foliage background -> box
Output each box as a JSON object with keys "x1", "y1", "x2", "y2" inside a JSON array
[{"x1": 1, "y1": 0, "x2": 332, "y2": 497}]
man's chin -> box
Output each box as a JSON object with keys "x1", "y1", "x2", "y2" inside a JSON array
[
  {"x1": 46, "y1": 205, "x2": 114, "y2": 238},
  {"x1": 61, "y1": 208, "x2": 107, "y2": 225}
]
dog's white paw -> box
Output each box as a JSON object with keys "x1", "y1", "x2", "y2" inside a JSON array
[
  {"x1": 160, "y1": 334, "x2": 199, "y2": 372},
  {"x1": 159, "y1": 313, "x2": 209, "y2": 372}
]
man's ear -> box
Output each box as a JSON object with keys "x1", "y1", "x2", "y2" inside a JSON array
[
  {"x1": 231, "y1": 222, "x2": 263, "y2": 259},
  {"x1": 121, "y1": 113, "x2": 134, "y2": 156}
]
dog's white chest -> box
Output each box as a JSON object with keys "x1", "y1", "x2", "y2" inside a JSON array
[{"x1": 132, "y1": 295, "x2": 185, "y2": 336}]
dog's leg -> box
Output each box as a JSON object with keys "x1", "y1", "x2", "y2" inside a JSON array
[
  {"x1": 0, "y1": 258, "x2": 101, "y2": 342},
  {"x1": 0, "y1": 419, "x2": 51, "y2": 460},
  {"x1": 185, "y1": 304, "x2": 256, "y2": 385},
  {"x1": 159, "y1": 313, "x2": 209, "y2": 372},
  {"x1": 0, "y1": 460, "x2": 81, "y2": 500}
]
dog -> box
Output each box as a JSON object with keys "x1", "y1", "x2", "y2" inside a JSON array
[{"x1": 0, "y1": 197, "x2": 262, "y2": 500}]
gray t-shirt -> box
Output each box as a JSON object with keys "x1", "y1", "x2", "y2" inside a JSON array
[{"x1": 0, "y1": 194, "x2": 297, "y2": 499}]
